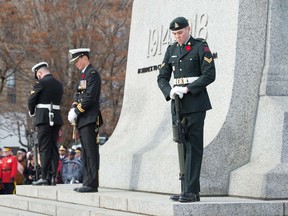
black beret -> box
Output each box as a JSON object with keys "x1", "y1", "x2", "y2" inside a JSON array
[{"x1": 169, "y1": 17, "x2": 189, "y2": 31}]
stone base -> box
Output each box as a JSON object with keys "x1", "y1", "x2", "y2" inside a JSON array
[
  {"x1": 229, "y1": 163, "x2": 288, "y2": 199},
  {"x1": 0, "y1": 185, "x2": 286, "y2": 216}
]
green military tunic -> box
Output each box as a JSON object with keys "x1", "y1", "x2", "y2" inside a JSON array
[{"x1": 157, "y1": 36, "x2": 215, "y2": 114}]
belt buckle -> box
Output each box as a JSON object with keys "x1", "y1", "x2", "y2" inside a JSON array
[{"x1": 177, "y1": 78, "x2": 184, "y2": 85}]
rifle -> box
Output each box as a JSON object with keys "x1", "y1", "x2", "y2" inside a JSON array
[
  {"x1": 28, "y1": 116, "x2": 40, "y2": 181},
  {"x1": 172, "y1": 95, "x2": 185, "y2": 194}
]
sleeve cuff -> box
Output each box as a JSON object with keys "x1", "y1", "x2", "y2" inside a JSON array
[
  {"x1": 72, "y1": 102, "x2": 78, "y2": 108},
  {"x1": 76, "y1": 103, "x2": 85, "y2": 115}
]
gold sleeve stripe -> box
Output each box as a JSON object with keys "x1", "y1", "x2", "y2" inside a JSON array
[
  {"x1": 77, "y1": 103, "x2": 85, "y2": 113},
  {"x1": 72, "y1": 102, "x2": 78, "y2": 106}
]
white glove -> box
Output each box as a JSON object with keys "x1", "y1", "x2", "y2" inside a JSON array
[
  {"x1": 68, "y1": 109, "x2": 77, "y2": 124},
  {"x1": 170, "y1": 86, "x2": 188, "y2": 99},
  {"x1": 28, "y1": 111, "x2": 35, "y2": 117},
  {"x1": 174, "y1": 86, "x2": 188, "y2": 94},
  {"x1": 170, "y1": 87, "x2": 179, "y2": 99}
]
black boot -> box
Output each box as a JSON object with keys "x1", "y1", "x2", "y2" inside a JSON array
[
  {"x1": 50, "y1": 176, "x2": 56, "y2": 186},
  {"x1": 170, "y1": 193, "x2": 200, "y2": 201},
  {"x1": 179, "y1": 193, "x2": 200, "y2": 202}
]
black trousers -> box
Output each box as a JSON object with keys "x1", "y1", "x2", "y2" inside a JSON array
[
  {"x1": 2, "y1": 183, "x2": 15, "y2": 194},
  {"x1": 37, "y1": 124, "x2": 60, "y2": 180},
  {"x1": 78, "y1": 123, "x2": 99, "y2": 188},
  {"x1": 173, "y1": 111, "x2": 206, "y2": 193}
]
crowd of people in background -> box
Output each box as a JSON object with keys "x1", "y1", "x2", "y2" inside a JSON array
[{"x1": 0, "y1": 144, "x2": 83, "y2": 195}]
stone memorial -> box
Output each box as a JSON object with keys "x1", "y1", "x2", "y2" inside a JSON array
[{"x1": 100, "y1": 0, "x2": 288, "y2": 199}]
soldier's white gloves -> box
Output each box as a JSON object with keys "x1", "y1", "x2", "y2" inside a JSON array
[
  {"x1": 170, "y1": 86, "x2": 188, "y2": 99},
  {"x1": 68, "y1": 109, "x2": 77, "y2": 124},
  {"x1": 170, "y1": 87, "x2": 183, "y2": 99},
  {"x1": 175, "y1": 86, "x2": 188, "y2": 94}
]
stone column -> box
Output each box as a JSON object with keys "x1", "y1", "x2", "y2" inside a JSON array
[{"x1": 229, "y1": 0, "x2": 288, "y2": 199}]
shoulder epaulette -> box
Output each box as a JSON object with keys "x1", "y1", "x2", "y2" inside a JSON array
[
  {"x1": 168, "y1": 41, "x2": 177, "y2": 47},
  {"x1": 87, "y1": 70, "x2": 97, "y2": 76},
  {"x1": 195, "y1": 38, "x2": 206, "y2": 43}
]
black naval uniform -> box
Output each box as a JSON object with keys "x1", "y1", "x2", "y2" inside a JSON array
[
  {"x1": 72, "y1": 64, "x2": 101, "y2": 190},
  {"x1": 157, "y1": 36, "x2": 216, "y2": 199},
  {"x1": 28, "y1": 74, "x2": 63, "y2": 181},
  {"x1": 28, "y1": 74, "x2": 63, "y2": 183}
]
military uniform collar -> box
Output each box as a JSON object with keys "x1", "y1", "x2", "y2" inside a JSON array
[
  {"x1": 82, "y1": 64, "x2": 89, "y2": 73},
  {"x1": 182, "y1": 36, "x2": 192, "y2": 46},
  {"x1": 176, "y1": 36, "x2": 192, "y2": 47}
]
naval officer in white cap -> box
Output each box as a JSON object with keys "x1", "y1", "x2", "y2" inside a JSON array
[{"x1": 68, "y1": 48, "x2": 102, "y2": 193}]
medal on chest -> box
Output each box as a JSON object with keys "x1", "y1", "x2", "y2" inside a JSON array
[{"x1": 78, "y1": 80, "x2": 87, "y2": 90}]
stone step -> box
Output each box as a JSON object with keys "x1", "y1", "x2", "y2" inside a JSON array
[
  {"x1": 0, "y1": 206, "x2": 47, "y2": 216},
  {"x1": 0, "y1": 194, "x2": 144, "y2": 216},
  {"x1": 0, "y1": 184, "x2": 287, "y2": 216}
]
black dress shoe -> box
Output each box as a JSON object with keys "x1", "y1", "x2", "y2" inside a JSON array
[
  {"x1": 170, "y1": 194, "x2": 182, "y2": 201},
  {"x1": 179, "y1": 193, "x2": 199, "y2": 202},
  {"x1": 73, "y1": 187, "x2": 79, "y2": 191},
  {"x1": 75, "y1": 186, "x2": 98, "y2": 193},
  {"x1": 170, "y1": 193, "x2": 200, "y2": 201},
  {"x1": 50, "y1": 177, "x2": 56, "y2": 186},
  {"x1": 32, "y1": 179, "x2": 49, "y2": 186}
]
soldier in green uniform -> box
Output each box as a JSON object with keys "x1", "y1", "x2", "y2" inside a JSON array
[{"x1": 157, "y1": 17, "x2": 216, "y2": 202}]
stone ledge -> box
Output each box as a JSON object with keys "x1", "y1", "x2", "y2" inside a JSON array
[{"x1": 8, "y1": 185, "x2": 287, "y2": 216}]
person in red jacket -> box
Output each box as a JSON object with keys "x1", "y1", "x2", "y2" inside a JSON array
[{"x1": 0, "y1": 147, "x2": 17, "y2": 194}]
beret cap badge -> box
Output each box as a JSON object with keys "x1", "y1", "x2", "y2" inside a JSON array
[{"x1": 174, "y1": 22, "x2": 179, "y2": 29}]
